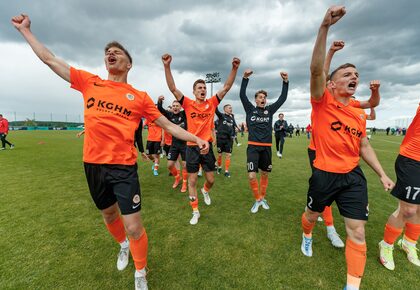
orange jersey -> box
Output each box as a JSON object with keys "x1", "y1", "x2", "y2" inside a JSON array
[
  {"x1": 146, "y1": 119, "x2": 162, "y2": 142},
  {"x1": 164, "y1": 130, "x2": 172, "y2": 145},
  {"x1": 181, "y1": 95, "x2": 220, "y2": 145},
  {"x1": 311, "y1": 89, "x2": 366, "y2": 173},
  {"x1": 70, "y1": 67, "x2": 161, "y2": 165},
  {"x1": 400, "y1": 104, "x2": 420, "y2": 161},
  {"x1": 309, "y1": 98, "x2": 361, "y2": 151}
]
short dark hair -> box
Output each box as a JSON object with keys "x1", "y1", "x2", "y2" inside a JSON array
[
  {"x1": 329, "y1": 63, "x2": 356, "y2": 81},
  {"x1": 279, "y1": 113, "x2": 284, "y2": 117},
  {"x1": 172, "y1": 100, "x2": 180, "y2": 105},
  {"x1": 104, "y1": 41, "x2": 132, "y2": 64},
  {"x1": 223, "y1": 104, "x2": 231, "y2": 109},
  {"x1": 193, "y1": 79, "x2": 206, "y2": 90},
  {"x1": 255, "y1": 90, "x2": 267, "y2": 98}
]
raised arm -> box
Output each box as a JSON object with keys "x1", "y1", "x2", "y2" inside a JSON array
[
  {"x1": 240, "y1": 69, "x2": 255, "y2": 112},
  {"x1": 162, "y1": 54, "x2": 184, "y2": 101},
  {"x1": 12, "y1": 14, "x2": 70, "y2": 82},
  {"x1": 157, "y1": 95, "x2": 171, "y2": 118},
  {"x1": 215, "y1": 107, "x2": 224, "y2": 120},
  {"x1": 310, "y1": 6, "x2": 346, "y2": 99},
  {"x1": 270, "y1": 72, "x2": 289, "y2": 113},
  {"x1": 216, "y1": 57, "x2": 241, "y2": 100},
  {"x1": 366, "y1": 107, "x2": 376, "y2": 120},
  {"x1": 324, "y1": 40, "x2": 345, "y2": 78},
  {"x1": 360, "y1": 137, "x2": 394, "y2": 191},
  {"x1": 359, "y1": 80, "x2": 381, "y2": 108}
]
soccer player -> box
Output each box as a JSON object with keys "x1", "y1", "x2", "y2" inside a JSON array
[
  {"x1": 162, "y1": 53, "x2": 240, "y2": 225},
  {"x1": 273, "y1": 113, "x2": 288, "y2": 158},
  {"x1": 300, "y1": 6, "x2": 395, "y2": 290},
  {"x1": 379, "y1": 104, "x2": 420, "y2": 270},
  {"x1": 0, "y1": 114, "x2": 15, "y2": 150},
  {"x1": 13, "y1": 13, "x2": 209, "y2": 290},
  {"x1": 145, "y1": 118, "x2": 163, "y2": 176},
  {"x1": 311, "y1": 39, "x2": 380, "y2": 249},
  {"x1": 240, "y1": 69, "x2": 289, "y2": 213},
  {"x1": 157, "y1": 95, "x2": 189, "y2": 192},
  {"x1": 215, "y1": 105, "x2": 237, "y2": 177}
]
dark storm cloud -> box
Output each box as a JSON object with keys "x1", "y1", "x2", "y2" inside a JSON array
[{"x1": 1, "y1": 0, "x2": 419, "y2": 127}]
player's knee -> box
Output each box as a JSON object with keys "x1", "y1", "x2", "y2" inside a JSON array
[
  {"x1": 248, "y1": 172, "x2": 256, "y2": 180},
  {"x1": 347, "y1": 225, "x2": 365, "y2": 243},
  {"x1": 305, "y1": 209, "x2": 319, "y2": 223},
  {"x1": 401, "y1": 206, "x2": 418, "y2": 220},
  {"x1": 125, "y1": 222, "x2": 143, "y2": 239}
]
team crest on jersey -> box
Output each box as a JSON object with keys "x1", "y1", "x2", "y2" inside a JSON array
[
  {"x1": 133, "y1": 194, "x2": 140, "y2": 203},
  {"x1": 126, "y1": 93, "x2": 135, "y2": 101},
  {"x1": 205, "y1": 104, "x2": 209, "y2": 109},
  {"x1": 264, "y1": 110, "x2": 268, "y2": 115}
]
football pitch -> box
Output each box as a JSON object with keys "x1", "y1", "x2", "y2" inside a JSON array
[{"x1": 0, "y1": 131, "x2": 418, "y2": 289}]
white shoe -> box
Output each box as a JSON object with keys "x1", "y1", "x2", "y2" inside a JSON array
[
  {"x1": 301, "y1": 233, "x2": 313, "y2": 257},
  {"x1": 251, "y1": 200, "x2": 261, "y2": 213},
  {"x1": 134, "y1": 268, "x2": 148, "y2": 290},
  {"x1": 190, "y1": 211, "x2": 200, "y2": 225},
  {"x1": 237, "y1": 143, "x2": 242, "y2": 147},
  {"x1": 379, "y1": 240, "x2": 395, "y2": 270},
  {"x1": 398, "y1": 238, "x2": 420, "y2": 267},
  {"x1": 10, "y1": 145, "x2": 14, "y2": 149},
  {"x1": 117, "y1": 246, "x2": 130, "y2": 271},
  {"x1": 201, "y1": 188, "x2": 211, "y2": 205},
  {"x1": 327, "y1": 230, "x2": 345, "y2": 248},
  {"x1": 279, "y1": 153, "x2": 282, "y2": 158},
  {"x1": 261, "y1": 199, "x2": 270, "y2": 210},
  {"x1": 276, "y1": 151, "x2": 281, "y2": 157},
  {"x1": 317, "y1": 216, "x2": 323, "y2": 222}
]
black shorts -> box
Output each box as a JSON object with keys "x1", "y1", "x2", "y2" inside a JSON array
[
  {"x1": 217, "y1": 137, "x2": 233, "y2": 154},
  {"x1": 84, "y1": 163, "x2": 141, "y2": 215},
  {"x1": 247, "y1": 145, "x2": 272, "y2": 172},
  {"x1": 307, "y1": 166, "x2": 368, "y2": 220},
  {"x1": 146, "y1": 141, "x2": 161, "y2": 155},
  {"x1": 168, "y1": 143, "x2": 186, "y2": 161},
  {"x1": 186, "y1": 144, "x2": 216, "y2": 173},
  {"x1": 163, "y1": 144, "x2": 171, "y2": 155},
  {"x1": 307, "y1": 148, "x2": 316, "y2": 172},
  {"x1": 391, "y1": 154, "x2": 420, "y2": 204}
]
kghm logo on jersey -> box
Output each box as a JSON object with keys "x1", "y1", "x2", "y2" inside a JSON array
[
  {"x1": 250, "y1": 116, "x2": 270, "y2": 123},
  {"x1": 191, "y1": 112, "x2": 210, "y2": 119},
  {"x1": 330, "y1": 120, "x2": 363, "y2": 138},
  {"x1": 86, "y1": 97, "x2": 132, "y2": 118}
]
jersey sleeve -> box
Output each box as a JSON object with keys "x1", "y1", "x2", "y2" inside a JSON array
[
  {"x1": 180, "y1": 96, "x2": 192, "y2": 109},
  {"x1": 141, "y1": 93, "x2": 162, "y2": 122},
  {"x1": 210, "y1": 95, "x2": 221, "y2": 107},
  {"x1": 311, "y1": 88, "x2": 329, "y2": 108},
  {"x1": 240, "y1": 78, "x2": 255, "y2": 113},
  {"x1": 350, "y1": 99, "x2": 361, "y2": 108},
  {"x1": 70, "y1": 67, "x2": 95, "y2": 93}
]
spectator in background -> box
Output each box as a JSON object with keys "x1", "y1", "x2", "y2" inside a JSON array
[
  {"x1": 0, "y1": 114, "x2": 15, "y2": 150},
  {"x1": 306, "y1": 124, "x2": 312, "y2": 139},
  {"x1": 273, "y1": 113, "x2": 288, "y2": 158},
  {"x1": 296, "y1": 125, "x2": 301, "y2": 137},
  {"x1": 386, "y1": 127, "x2": 390, "y2": 135}
]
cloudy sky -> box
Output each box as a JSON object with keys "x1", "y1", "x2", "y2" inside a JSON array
[{"x1": 1, "y1": 0, "x2": 419, "y2": 128}]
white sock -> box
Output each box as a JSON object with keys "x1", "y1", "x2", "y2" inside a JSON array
[
  {"x1": 120, "y1": 238, "x2": 129, "y2": 249},
  {"x1": 382, "y1": 240, "x2": 393, "y2": 247},
  {"x1": 345, "y1": 284, "x2": 359, "y2": 290}
]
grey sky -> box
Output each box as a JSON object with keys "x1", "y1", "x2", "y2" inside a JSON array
[{"x1": 1, "y1": 0, "x2": 419, "y2": 128}]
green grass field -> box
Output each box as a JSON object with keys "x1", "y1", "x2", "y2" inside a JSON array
[{"x1": 0, "y1": 131, "x2": 418, "y2": 289}]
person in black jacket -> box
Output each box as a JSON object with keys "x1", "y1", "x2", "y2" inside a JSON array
[
  {"x1": 157, "y1": 95, "x2": 189, "y2": 192},
  {"x1": 273, "y1": 113, "x2": 288, "y2": 158},
  {"x1": 240, "y1": 68, "x2": 289, "y2": 213},
  {"x1": 215, "y1": 105, "x2": 237, "y2": 177}
]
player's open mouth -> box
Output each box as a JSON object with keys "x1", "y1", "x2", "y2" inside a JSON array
[
  {"x1": 348, "y1": 82, "x2": 356, "y2": 89},
  {"x1": 108, "y1": 56, "x2": 117, "y2": 64},
  {"x1": 200, "y1": 93, "x2": 205, "y2": 97}
]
